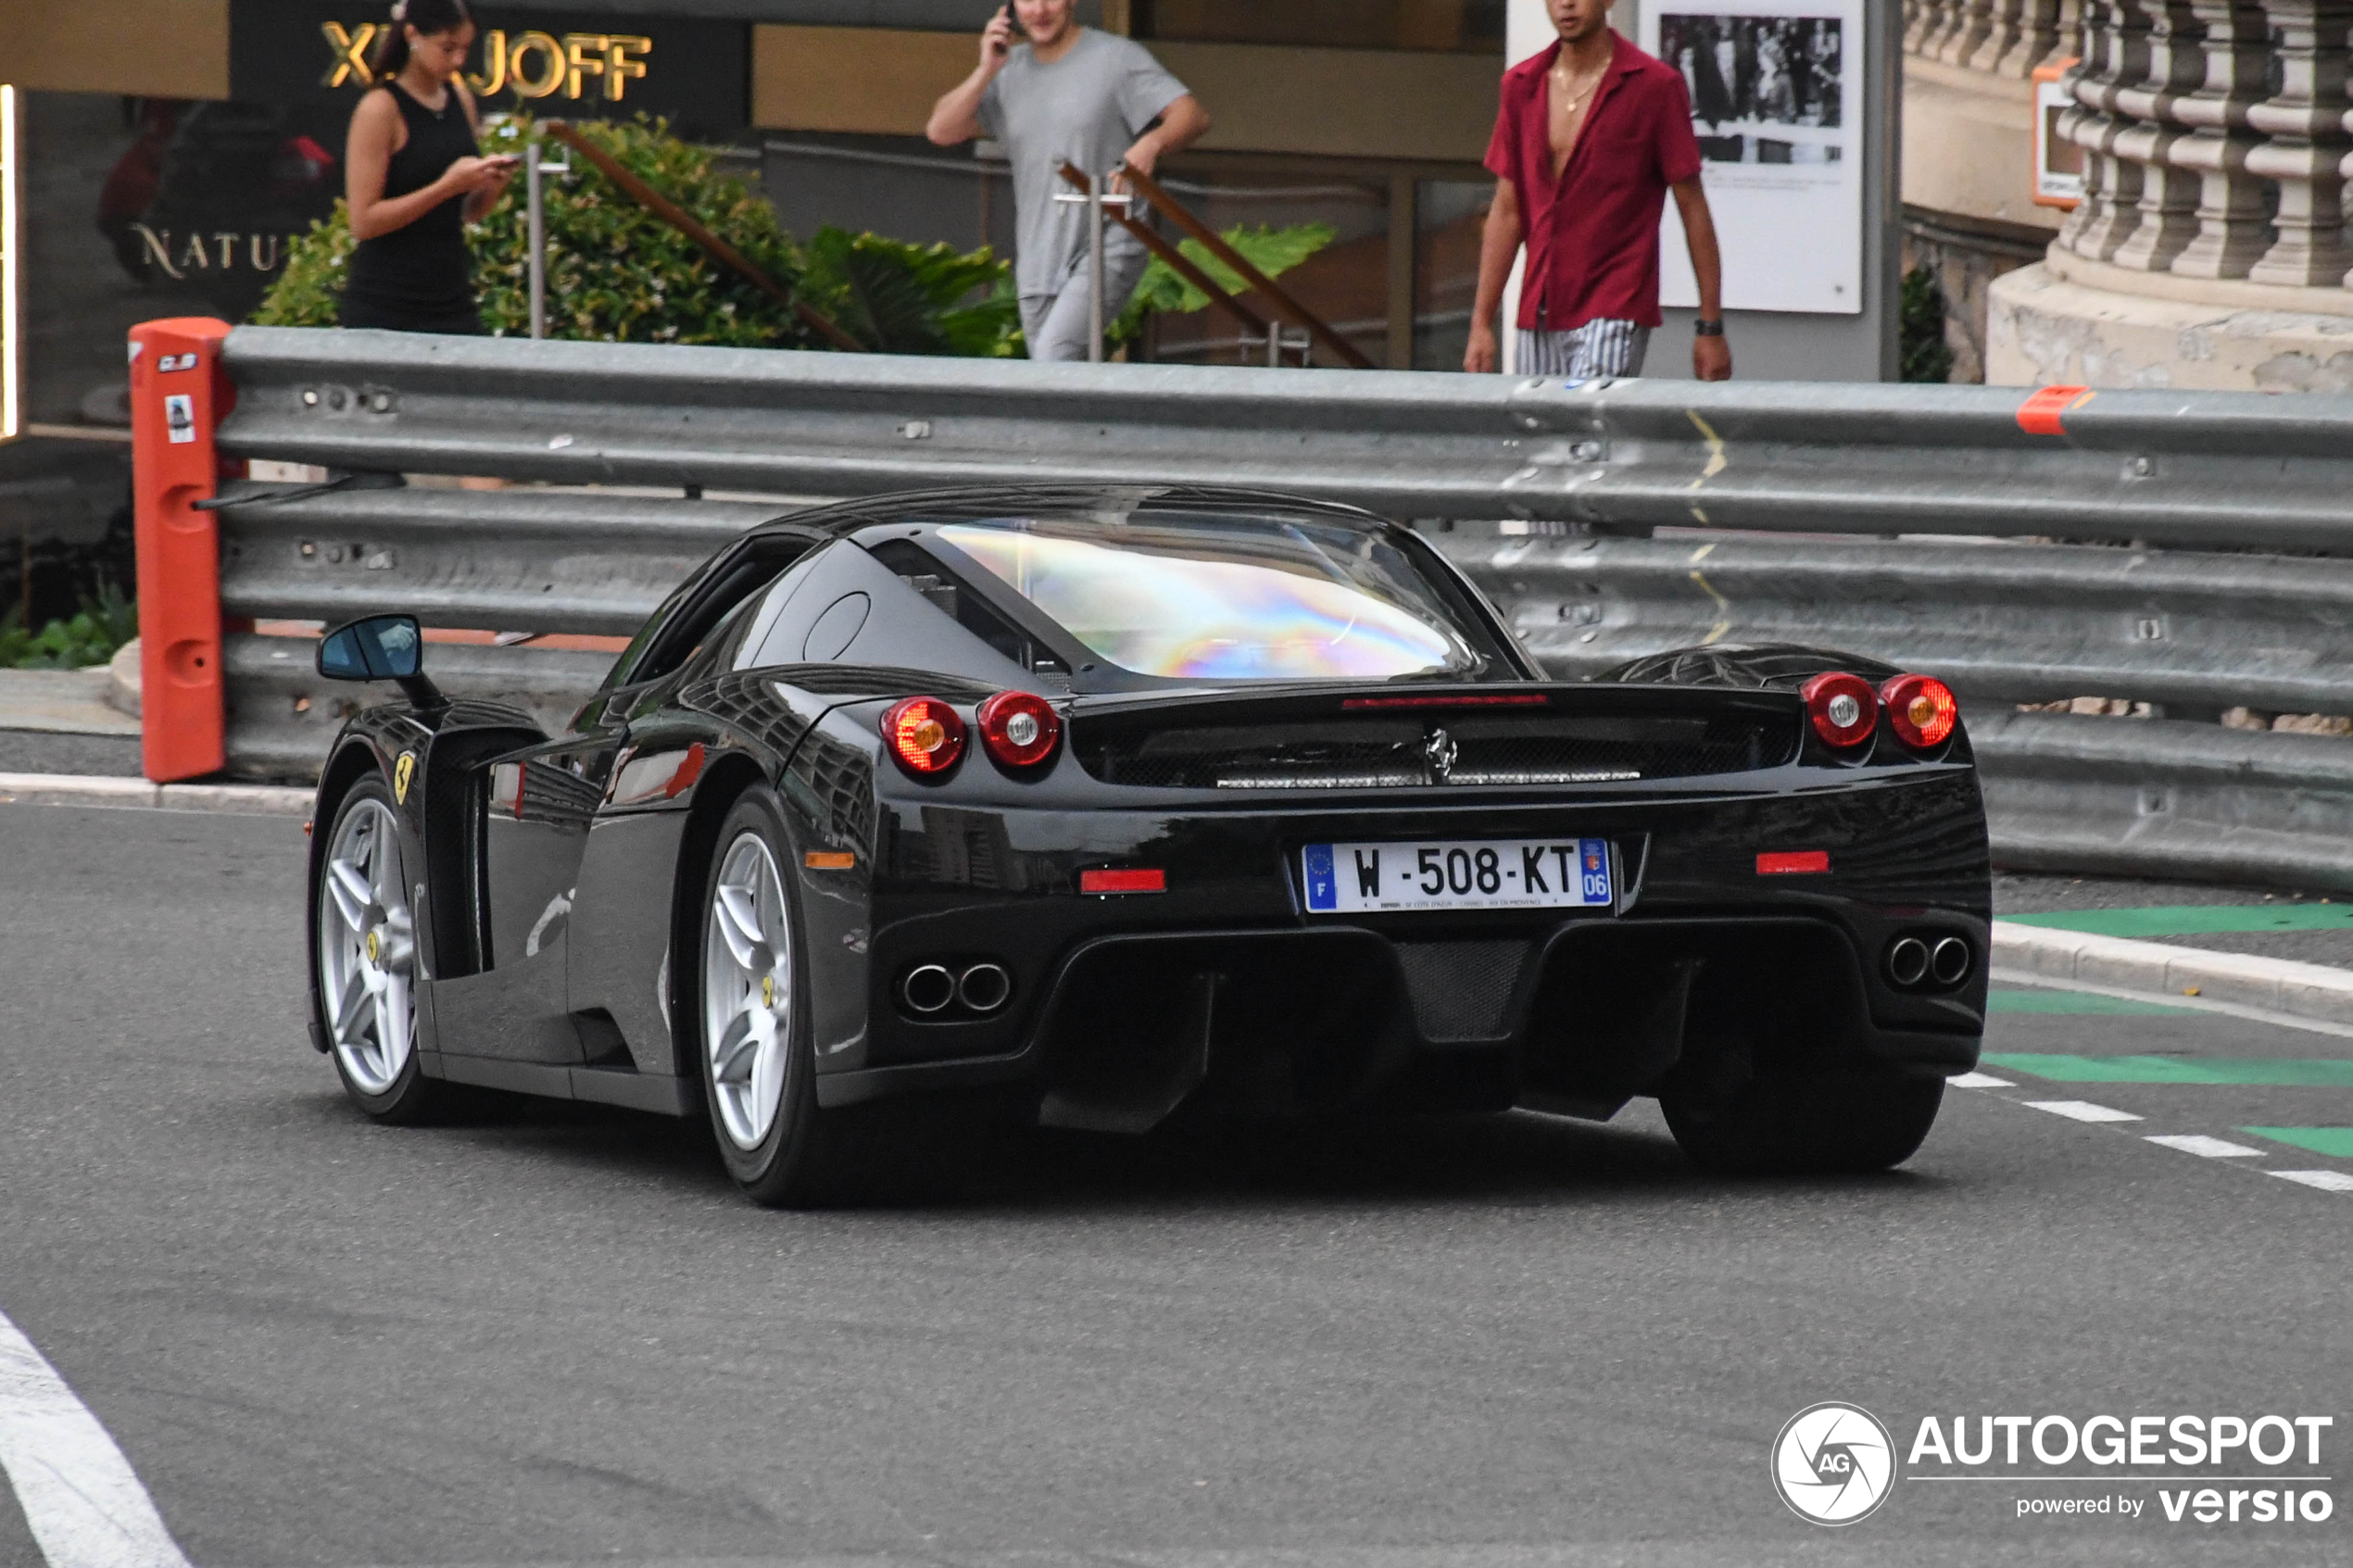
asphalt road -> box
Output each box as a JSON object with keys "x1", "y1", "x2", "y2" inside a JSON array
[{"x1": 0, "y1": 801, "x2": 2347, "y2": 1568}]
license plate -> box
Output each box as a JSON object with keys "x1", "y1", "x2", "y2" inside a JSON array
[{"x1": 1300, "y1": 838, "x2": 1614, "y2": 914}]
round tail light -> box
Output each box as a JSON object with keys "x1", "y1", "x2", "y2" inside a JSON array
[
  {"x1": 976, "y1": 690, "x2": 1062, "y2": 771},
  {"x1": 1801, "y1": 671, "x2": 1878, "y2": 748},
  {"x1": 1881, "y1": 673, "x2": 1958, "y2": 749},
  {"x1": 882, "y1": 696, "x2": 965, "y2": 777}
]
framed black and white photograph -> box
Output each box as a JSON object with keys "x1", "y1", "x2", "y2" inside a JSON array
[{"x1": 1644, "y1": 0, "x2": 1864, "y2": 314}]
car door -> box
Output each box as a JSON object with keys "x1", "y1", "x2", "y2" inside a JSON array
[
  {"x1": 564, "y1": 537, "x2": 830, "y2": 1076},
  {"x1": 428, "y1": 715, "x2": 628, "y2": 1067}
]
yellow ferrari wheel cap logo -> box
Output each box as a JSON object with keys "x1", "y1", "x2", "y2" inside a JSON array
[
  {"x1": 761, "y1": 975, "x2": 775, "y2": 1009},
  {"x1": 393, "y1": 752, "x2": 416, "y2": 803},
  {"x1": 365, "y1": 930, "x2": 381, "y2": 962}
]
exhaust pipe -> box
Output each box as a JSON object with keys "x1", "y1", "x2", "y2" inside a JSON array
[
  {"x1": 1885, "y1": 935, "x2": 1931, "y2": 988},
  {"x1": 1930, "y1": 935, "x2": 1972, "y2": 986},
  {"x1": 901, "y1": 962, "x2": 955, "y2": 1014},
  {"x1": 957, "y1": 961, "x2": 1012, "y2": 1013}
]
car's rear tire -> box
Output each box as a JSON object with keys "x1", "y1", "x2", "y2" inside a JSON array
[
  {"x1": 314, "y1": 774, "x2": 448, "y2": 1123},
  {"x1": 689, "y1": 785, "x2": 890, "y2": 1207},
  {"x1": 1660, "y1": 1058, "x2": 1945, "y2": 1176}
]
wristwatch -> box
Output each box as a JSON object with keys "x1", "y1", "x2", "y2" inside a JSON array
[{"x1": 1694, "y1": 319, "x2": 1726, "y2": 337}]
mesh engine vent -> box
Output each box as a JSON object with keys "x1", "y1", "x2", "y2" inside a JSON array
[{"x1": 1394, "y1": 939, "x2": 1533, "y2": 1042}]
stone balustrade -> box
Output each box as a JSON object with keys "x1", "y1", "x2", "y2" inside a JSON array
[
  {"x1": 1905, "y1": 0, "x2": 2081, "y2": 78},
  {"x1": 1910, "y1": 0, "x2": 2353, "y2": 291}
]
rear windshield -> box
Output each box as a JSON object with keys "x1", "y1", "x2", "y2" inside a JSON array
[{"x1": 933, "y1": 512, "x2": 1495, "y2": 683}]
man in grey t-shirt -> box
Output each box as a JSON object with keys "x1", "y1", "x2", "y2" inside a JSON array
[{"x1": 927, "y1": 1, "x2": 1209, "y2": 360}]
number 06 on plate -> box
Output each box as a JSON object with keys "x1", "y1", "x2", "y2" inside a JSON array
[{"x1": 1300, "y1": 838, "x2": 1615, "y2": 914}]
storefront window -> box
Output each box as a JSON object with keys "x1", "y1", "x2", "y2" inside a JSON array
[
  {"x1": 1136, "y1": 0, "x2": 1505, "y2": 53},
  {"x1": 1413, "y1": 179, "x2": 1490, "y2": 372}
]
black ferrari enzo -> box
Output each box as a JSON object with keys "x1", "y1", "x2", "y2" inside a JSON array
[{"x1": 305, "y1": 484, "x2": 1989, "y2": 1204}]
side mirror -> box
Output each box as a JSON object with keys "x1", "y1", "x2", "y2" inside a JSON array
[
  {"x1": 318, "y1": 614, "x2": 442, "y2": 706},
  {"x1": 319, "y1": 614, "x2": 422, "y2": 681}
]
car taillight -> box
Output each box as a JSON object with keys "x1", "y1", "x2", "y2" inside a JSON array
[
  {"x1": 976, "y1": 690, "x2": 1061, "y2": 771},
  {"x1": 881, "y1": 696, "x2": 965, "y2": 776},
  {"x1": 1801, "y1": 671, "x2": 1878, "y2": 748},
  {"x1": 1881, "y1": 673, "x2": 1958, "y2": 749}
]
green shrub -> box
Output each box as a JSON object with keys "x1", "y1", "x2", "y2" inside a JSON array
[
  {"x1": 803, "y1": 228, "x2": 1021, "y2": 358},
  {"x1": 0, "y1": 583, "x2": 139, "y2": 671},
  {"x1": 1900, "y1": 264, "x2": 1956, "y2": 384},
  {"x1": 1111, "y1": 222, "x2": 1337, "y2": 347},
  {"x1": 255, "y1": 116, "x2": 1014, "y2": 354}
]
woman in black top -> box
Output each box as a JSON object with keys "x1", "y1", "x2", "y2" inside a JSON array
[{"x1": 339, "y1": 0, "x2": 515, "y2": 332}]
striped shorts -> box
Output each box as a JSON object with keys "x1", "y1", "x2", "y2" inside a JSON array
[{"x1": 1516, "y1": 319, "x2": 1651, "y2": 379}]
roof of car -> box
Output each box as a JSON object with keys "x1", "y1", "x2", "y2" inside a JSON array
[{"x1": 753, "y1": 483, "x2": 1396, "y2": 540}]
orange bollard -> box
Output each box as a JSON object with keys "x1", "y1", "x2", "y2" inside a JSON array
[{"x1": 129, "y1": 317, "x2": 238, "y2": 782}]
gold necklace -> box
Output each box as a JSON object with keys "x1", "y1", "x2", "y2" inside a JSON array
[{"x1": 1551, "y1": 52, "x2": 1610, "y2": 114}]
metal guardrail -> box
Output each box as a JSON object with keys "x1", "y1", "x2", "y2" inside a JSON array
[
  {"x1": 218, "y1": 485, "x2": 777, "y2": 635},
  {"x1": 1453, "y1": 532, "x2": 2353, "y2": 716},
  {"x1": 1971, "y1": 712, "x2": 2353, "y2": 891},
  {"x1": 216, "y1": 327, "x2": 2353, "y2": 549},
  {"x1": 167, "y1": 325, "x2": 2353, "y2": 889}
]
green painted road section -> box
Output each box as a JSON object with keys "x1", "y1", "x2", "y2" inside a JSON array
[
  {"x1": 2004, "y1": 903, "x2": 2353, "y2": 936},
  {"x1": 1982, "y1": 1053, "x2": 2353, "y2": 1086},
  {"x1": 1987, "y1": 988, "x2": 2196, "y2": 1016},
  {"x1": 2241, "y1": 1126, "x2": 2353, "y2": 1158}
]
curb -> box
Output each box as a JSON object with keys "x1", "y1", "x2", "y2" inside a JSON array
[
  {"x1": 1992, "y1": 919, "x2": 2353, "y2": 1029},
  {"x1": 0, "y1": 772, "x2": 311, "y2": 817},
  {"x1": 107, "y1": 639, "x2": 142, "y2": 720}
]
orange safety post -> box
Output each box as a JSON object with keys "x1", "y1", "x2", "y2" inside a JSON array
[{"x1": 129, "y1": 317, "x2": 239, "y2": 782}]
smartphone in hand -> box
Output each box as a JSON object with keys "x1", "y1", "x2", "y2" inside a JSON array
[{"x1": 988, "y1": 5, "x2": 1024, "y2": 58}]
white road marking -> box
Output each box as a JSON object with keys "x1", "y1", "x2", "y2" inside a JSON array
[
  {"x1": 2269, "y1": 1169, "x2": 2353, "y2": 1193},
  {"x1": 2145, "y1": 1135, "x2": 2263, "y2": 1159},
  {"x1": 1950, "y1": 1073, "x2": 2013, "y2": 1089},
  {"x1": 2022, "y1": 1099, "x2": 2144, "y2": 1123},
  {"x1": 0, "y1": 1308, "x2": 192, "y2": 1568}
]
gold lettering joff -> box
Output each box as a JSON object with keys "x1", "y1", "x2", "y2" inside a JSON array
[{"x1": 318, "y1": 23, "x2": 653, "y2": 101}]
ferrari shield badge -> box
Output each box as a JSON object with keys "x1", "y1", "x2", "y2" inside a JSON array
[{"x1": 393, "y1": 751, "x2": 417, "y2": 804}]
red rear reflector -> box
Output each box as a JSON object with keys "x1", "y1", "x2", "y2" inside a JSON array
[
  {"x1": 1757, "y1": 851, "x2": 1831, "y2": 875},
  {"x1": 1340, "y1": 695, "x2": 1551, "y2": 710},
  {"x1": 1080, "y1": 868, "x2": 1166, "y2": 895}
]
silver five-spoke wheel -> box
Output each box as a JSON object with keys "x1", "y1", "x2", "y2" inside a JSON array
[
  {"x1": 318, "y1": 795, "x2": 417, "y2": 1096},
  {"x1": 703, "y1": 830, "x2": 793, "y2": 1150}
]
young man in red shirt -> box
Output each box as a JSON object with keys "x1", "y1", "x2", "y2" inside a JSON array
[{"x1": 1466, "y1": 0, "x2": 1731, "y2": 381}]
